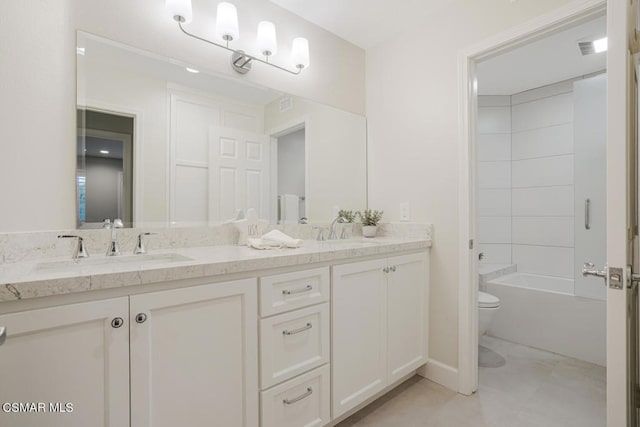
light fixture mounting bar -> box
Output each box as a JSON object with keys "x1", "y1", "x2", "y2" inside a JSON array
[{"x1": 177, "y1": 21, "x2": 302, "y2": 75}]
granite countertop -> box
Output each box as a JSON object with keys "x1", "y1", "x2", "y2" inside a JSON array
[{"x1": 0, "y1": 238, "x2": 431, "y2": 302}]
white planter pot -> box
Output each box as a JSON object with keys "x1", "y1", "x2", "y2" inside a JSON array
[{"x1": 362, "y1": 225, "x2": 378, "y2": 238}]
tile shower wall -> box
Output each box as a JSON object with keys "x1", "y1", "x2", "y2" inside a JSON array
[
  {"x1": 478, "y1": 80, "x2": 575, "y2": 279},
  {"x1": 477, "y1": 96, "x2": 512, "y2": 264},
  {"x1": 511, "y1": 82, "x2": 574, "y2": 279}
]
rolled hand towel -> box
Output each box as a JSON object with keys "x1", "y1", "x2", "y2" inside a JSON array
[{"x1": 260, "y1": 230, "x2": 304, "y2": 248}]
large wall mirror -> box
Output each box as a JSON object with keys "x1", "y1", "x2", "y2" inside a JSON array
[{"x1": 76, "y1": 31, "x2": 367, "y2": 229}]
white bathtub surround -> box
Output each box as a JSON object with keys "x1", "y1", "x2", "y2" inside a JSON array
[
  {"x1": 477, "y1": 96, "x2": 512, "y2": 265},
  {"x1": 486, "y1": 275, "x2": 605, "y2": 366},
  {"x1": 478, "y1": 75, "x2": 606, "y2": 297}
]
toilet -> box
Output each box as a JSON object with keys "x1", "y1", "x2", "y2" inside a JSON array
[{"x1": 478, "y1": 291, "x2": 500, "y2": 337}]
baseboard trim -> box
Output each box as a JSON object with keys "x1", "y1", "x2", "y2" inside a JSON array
[{"x1": 416, "y1": 358, "x2": 459, "y2": 392}]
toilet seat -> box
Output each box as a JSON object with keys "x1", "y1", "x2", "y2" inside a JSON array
[{"x1": 478, "y1": 291, "x2": 500, "y2": 309}]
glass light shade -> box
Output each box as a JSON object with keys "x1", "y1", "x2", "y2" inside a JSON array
[
  {"x1": 257, "y1": 21, "x2": 278, "y2": 56},
  {"x1": 216, "y1": 2, "x2": 239, "y2": 42},
  {"x1": 291, "y1": 37, "x2": 310, "y2": 69},
  {"x1": 166, "y1": 0, "x2": 192, "y2": 23}
]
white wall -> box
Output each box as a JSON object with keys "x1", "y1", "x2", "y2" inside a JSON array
[
  {"x1": 0, "y1": 0, "x2": 365, "y2": 232},
  {"x1": 277, "y1": 129, "x2": 306, "y2": 198},
  {"x1": 366, "y1": 0, "x2": 576, "y2": 369},
  {"x1": 477, "y1": 96, "x2": 512, "y2": 265}
]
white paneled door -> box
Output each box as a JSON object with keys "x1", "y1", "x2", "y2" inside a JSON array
[
  {"x1": 209, "y1": 126, "x2": 271, "y2": 222},
  {"x1": 169, "y1": 92, "x2": 268, "y2": 224}
]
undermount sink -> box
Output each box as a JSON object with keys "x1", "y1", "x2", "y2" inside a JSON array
[{"x1": 34, "y1": 253, "x2": 193, "y2": 272}]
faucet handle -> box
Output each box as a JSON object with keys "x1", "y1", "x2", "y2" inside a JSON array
[
  {"x1": 58, "y1": 235, "x2": 90, "y2": 259},
  {"x1": 134, "y1": 232, "x2": 157, "y2": 255},
  {"x1": 113, "y1": 219, "x2": 124, "y2": 228},
  {"x1": 312, "y1": 227, "x2": 326, "y2": 241}
]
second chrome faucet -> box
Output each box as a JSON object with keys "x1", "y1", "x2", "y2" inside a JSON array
[{"x1": 103, "y1": 219, "x2": 123, "y2": 256}]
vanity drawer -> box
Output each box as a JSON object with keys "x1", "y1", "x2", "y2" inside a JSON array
[
  {"x1": 260, "y1": 303, "x2": 330, "y2": 389},
  {"x1": 261, "y1": 365, "x2": 330, "y2": 427},
  {"x1": 260, "y1": 267, "x2": 329, "y2": 317}
]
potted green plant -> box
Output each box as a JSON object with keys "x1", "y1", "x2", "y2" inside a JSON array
[{"x1": 357, "y1": 209, "x2": 383, "y2": 238}]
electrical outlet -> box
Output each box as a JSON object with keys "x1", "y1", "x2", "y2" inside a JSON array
[{"x1": 400, "y1": 203, "x2": 410, "y2": 221}]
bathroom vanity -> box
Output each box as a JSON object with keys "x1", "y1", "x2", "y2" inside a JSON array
[{"x1": 0, "y1": 236, "x2": 430, "y2": 427}]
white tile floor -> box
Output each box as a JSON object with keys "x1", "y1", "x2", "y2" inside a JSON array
[{"x1": 336, "y1": 336, "x2": 606, "y2": 426}]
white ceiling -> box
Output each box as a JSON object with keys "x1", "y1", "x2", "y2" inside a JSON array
[
  {"x1": 269, "y1": 0, "x2": 446, "y2": 49},
  {"x1": 476, "y1": 15, "x2": 607, "y2": 95}
]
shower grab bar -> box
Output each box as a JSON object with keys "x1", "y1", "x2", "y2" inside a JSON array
[{"x1": 585, "y1": 199, "x2": 591, "y2": 230}]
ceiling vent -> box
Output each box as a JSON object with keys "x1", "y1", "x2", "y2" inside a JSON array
[
  {"x1": 578, "y1": 37, "x2": 607, "y2": 56},
  {"x1": 578, "y1": 41, "x2": 595, "y2": 56}
]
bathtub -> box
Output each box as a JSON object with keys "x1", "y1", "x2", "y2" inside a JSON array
[
  {"x1": 484, "y1": 272, "x2": 606, "y2": 366},
  {"x1": 487, "y1": 272, "x2": 574, "y2": 295}
]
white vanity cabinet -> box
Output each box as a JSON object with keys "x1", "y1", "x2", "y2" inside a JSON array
[
  {"x1": 0, "y1": 298, "x2": 130, "y2": 427},
  {"x1": 129, "y1": 278, "x2": 258, "y2": 427},
  {"x1": 331, "y1": 252, "x2": 428, "y2": 419}
]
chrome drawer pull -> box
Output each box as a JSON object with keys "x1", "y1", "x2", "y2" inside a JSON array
[
  {"x1": 283, "y1": 322, "x2": 312, "y2": 335},
  {"x1": 282, "y1": 285, "x2": 313, "y2": 295},
  {"x1": 283, "y1": 387, "x2": 313, "y2": 405},
  {"x1": 0, "y1": 326, "x2": 6, "y2": 346}
]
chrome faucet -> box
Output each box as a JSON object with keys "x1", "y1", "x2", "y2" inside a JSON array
[
  {"x1": 329, "y1": 216, "x2": 348, "y2": 240},
  {"x1": 57, "y1": 235, "x2": 90, "y2": 259},
  {"x1": 103, "y1": 219, "x2": 123, "y2": 256},
  {"x1": 134, "y1": 232, "x2": 157, "y2": 255}
]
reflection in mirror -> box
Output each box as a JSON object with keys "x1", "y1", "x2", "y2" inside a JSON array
[
  {"x1": 77, "y1": 110, "x2": 134, "y2": 228},
  {"x1": 77, "y1": 31, "x2": 367, "y2": 228},
  {"x1": 275, "y1": 126, "x2": 306, "y2": 224}
]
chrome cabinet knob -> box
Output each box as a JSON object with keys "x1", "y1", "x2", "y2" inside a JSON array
[
  {"x1": 135, "y1": 313, "x2": 147, "y2": 324},
  {"x1": 111, "y1": 317, "x2": 124, "y2": 328}
]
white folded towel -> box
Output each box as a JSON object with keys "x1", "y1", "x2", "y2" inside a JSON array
[
  {"x1": 247, "y1": 230, "x2": 304, "y2": 250},
  {"x1": 247, "y1": 238, "x2": 283, "y2": 250}
]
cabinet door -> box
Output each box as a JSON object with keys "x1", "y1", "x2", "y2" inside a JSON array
[
  {"x1": 331, "y1": 258, "x2": 388, "y2": 418},
  {"x1": 387, "y1": 253, "x2": 429, "y2": 383},
  {"x1": 0, "y1": 298, "x2": 130, "y2": 427},
  {"x1": 130, "y1": 279, "x2": 258, "y2": 427}
]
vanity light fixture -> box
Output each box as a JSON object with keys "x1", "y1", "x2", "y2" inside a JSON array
[{"x1": 166, "y1": 0, "x2": 309, "y2": 75}]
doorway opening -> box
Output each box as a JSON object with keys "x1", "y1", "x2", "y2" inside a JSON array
[
  {"x1": 77, "y1": 109, "x2": 134, "y2": 228},
  {"x1": 271, "y1": 124, "x2": 307, "y2": 224},
  {"x1": 458, "y1": 2, "x2": 608, "y2": 424}
]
